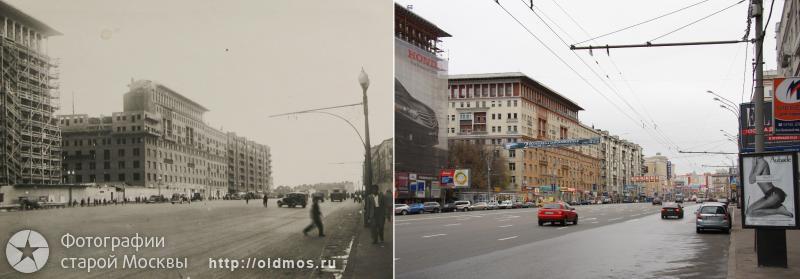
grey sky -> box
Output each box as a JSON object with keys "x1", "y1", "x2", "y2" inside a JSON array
[
  {"x1": 397, "y1": 0, "x2": 784, "y2": 175},
  {"x1": 8, "y1": 0, "x2": 394, "y2": 186}
]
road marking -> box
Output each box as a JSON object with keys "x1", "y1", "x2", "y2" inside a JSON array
[
  {"x1": 630, "y1": 214, "x2": 639, "y2": 217},
  {"x1": 422, "y1": 234, "x2": 447, "y2": 238},
  {"x1": 443, "y1": 223, "x2": 461, "y2": 227},
  {"x1": 584, "y1": 218, "x2": 597, "y2": 221},
  {"x1": 498, "y1": 236, "x2": 519, "y2": 241},
  {"x1": 590, "y1": 221, "x2": 599, "y2": 224},
  {"x1": 557, "y1": 226, "x2": 569, "y2": 230},
  {"x1": 608, "y1": 217, "x2": 622, "y2": 222},
  {"x1": 626, "y1": 218, "x2": 640, "y2": 222},
  {"x1": 499, "y1": 224, "x2": 513, "y2": 228},
  {"x1": 394, "y1": 258, "x2": 399, "y2": 261}
]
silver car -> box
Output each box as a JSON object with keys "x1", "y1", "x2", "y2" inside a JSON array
[
  {"x1": 695, "y1": 202, "x2": 731, "y2": 233},
  {"x1": 395, "y1": 204, "x2": 410, "y2": 215},
  {"x1": 470, "y1": 202, "x2": 488, "y2": 211}
]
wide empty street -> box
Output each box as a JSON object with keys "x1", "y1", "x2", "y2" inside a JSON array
[
  {"x1": 396, "y1": 203, "x2": 730, "y2": 279},
  {"x1": 0, "y1": 200, "x2": 365, "y2": 278}
]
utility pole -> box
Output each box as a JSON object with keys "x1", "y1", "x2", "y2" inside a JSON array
[
  {"x1": 359, "y1": 69, "x2": 373, "y2": 193},
  {"x1": 751, "y1": 0, "x2": 786, "y2": 268}
]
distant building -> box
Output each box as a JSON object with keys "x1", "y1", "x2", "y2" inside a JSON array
[
  {"x1": 369, "y1": 138, "x2": 393, "y2": 193},
  {"x1": 776, "y1": 0, "x2": 799, "y2": 77},
  {"x1": 596, "y1": 129, "x2": 644, "y2": 200},
  {"x1": 642, "y1": 153, "x2": 672, "y2": 197},
  {"x1": 227, "y1": 132, "x2": 272, "y2": 193},
  {"x1": 0, "y1": 2, "x2": 62, "y2": 185}
]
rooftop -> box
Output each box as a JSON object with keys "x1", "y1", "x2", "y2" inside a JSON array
[
  {"x1": 395, "y1": 3, "x2": 451, "y2": 38},
  {"x1": 0, "y1": 1, "x2": 61, "y2": 36},
  {"x1": 449, "y1": 72, "x2": 583, "y2": 111}
]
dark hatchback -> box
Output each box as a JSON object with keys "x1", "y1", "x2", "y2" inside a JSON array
[
  {"x1": 441, "y1": 203, "x2": 458, "y2": 212},
  {"x1": 661, "y1": 202, "x2": 683, "y2": 219}
]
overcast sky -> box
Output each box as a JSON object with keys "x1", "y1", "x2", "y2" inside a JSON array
[
  {"x1": 8, "y1": 0, "x2": 393, "y2": 187},
  {"x1": 397, "y1": 0, "x2": 784, "y2": 175}
]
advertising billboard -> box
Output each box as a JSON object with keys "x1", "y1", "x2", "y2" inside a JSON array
[
  {"x1": 739, "y1": 152, "x2": 799, "y2": 229},
  {"x1": 394, "y1": 38, "x2": 449, "y2": 177},
  {"x1": 773, "y1": 78, "x2": 800, "y2": 135},
  {"x1": 739, "y1": 102, "x2": 800, "y2": 152},
  {"x1": 453, "y1": 169, "x2": 470, "y2": 188},
  {"x1": 440, "y1": 169, "x2": 455, "y2": 187}
]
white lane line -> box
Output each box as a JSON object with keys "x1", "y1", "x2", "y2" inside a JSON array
[
  {"x1": 498, "y1": 236, "x2": 519, "y2": 241},
  {"x1": 626, "y1": 218, "x2": 640, "y2": 222},
  {"x1": 422, "y1": 234, "x2": 447, "y2": 238},
  {"x1": 584, "y1": 218, "x2": 597, "y2": 221},
  {"x1": 557, "y1": 226, "x2": 569, "y2": 230},
  {"x1": 630, "y1": 214, "x2": 639, "y2": 217},
  {"x1": 590, "y1": 221, "x2": 599, "y2": 224},
  {"x1": 499, "y1": 224, "x2": 513, "y2": 228},
  {"x1": 608, "y1": 217, "x2": 623, "y2": 222},
  {"x1": 394, "y1": 258, "x2": 400, "y2": 261},
  {"x1": 443, "y1": 223, "x2": 461, "y2": 227}
]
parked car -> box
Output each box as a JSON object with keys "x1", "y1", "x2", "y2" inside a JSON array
[
  {"x1": 395, "y1": 204, "x2": 410, "y2": 215},
  {"x1": 470, "y1": 202, "x2": 488, "y2": 211},
  {"x1": 191, "y1": 193, "x2": 203, "y2": 202},
  {"x1": 652, "y1": 198, "x2": 662, "y2": 205},
  {"x1": 567, "y1": 200, "x2": 579, "y2": 206},
  {"x1": 513, "y1": 201, "x2": 524, "y2": 209},
  {"x1": 579, "y1": 200, "x2": 592, "y2": 205},
  {"x1": 602, "y1": 197, "x2": 611, "y2": 204},
  {"x1": 696, "y1": 202, "x2": 731, "y2": 233},
  {"x1": 717, "y1": 198, "x2": 730, "y2": 207},
  {"x1": 696, "y1": 198, "x2": 705, "y2": 203},
  {"x1": 278, "y1": 192, "x2": 308, "y2": 208},
  {"x1": 311, "y1": 192, "x2": 325, "y2": 203},
  {"x1": 675, "y1": 197, "x2": 684, "y2": 204},
  {"x1": 623, "y1": 197, "x2": 633, "y2": 203},
  {"x1": 499, "y1": 200, "x2": 514, "y2": 209},
  {"x1": 170, "y1": 193, "x2": 189, "y2": 204},
  {"x1": 407, "y1": 203, "x2": 425, "y2": 214},
  {"x1": 523, "y1": 201, "x2": 536, "y2": 208},
  {"x1": 487, "y1": 201, "x2": 500, "y2": 210},
  {"x1": 454, "y1": 201, "x2": 472, "y2": 212},
  {"x1": 442, "y1": 203, "x2": 458, "y2": 212},
  {"x1": 330, "y1": 190, "x2": 347, "y2": 202},
  {"x1": 423, "y1": 202, "x2": 441, "y2": 213},
  {"x1": 538, "y1": 202, "x2": 578, "y2": 226},
  {"x1": 661, "y1": 202, "x2": 684, "y2": 219},
  {"x1": 146, "y1": 195, "x2": 167, "y2": 203}
]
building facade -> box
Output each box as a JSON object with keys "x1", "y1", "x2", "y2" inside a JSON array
[
  {"x1": 447, "y1": 73, "x2": 601, "y2": 202},
  {"x1": 642, "y1": 153, "x2": 672, "y2": 197},
  {"x1": 58, "y1": 80, "x2": 270, "y2": 199},
  {"x1": 227, "y1": 132, "x2": 272, "y2": 193},
  {"x1": 0, "y1": 2, "x2": 62, "y2": 185},
  {"x1": 776, "y1": 0, "x2": 799, "y2": 77},
  {"x1": 596, "y1": 129, "x2": 644, "y2": 201},
  {"x1": 369, "y1": 138, "x2": 393, "y2": 193},
  {"x1": 394, "y1": 3, "x2": 450, "y2": 200}
]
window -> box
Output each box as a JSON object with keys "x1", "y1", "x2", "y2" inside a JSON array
[
  {"x1": 133, "y1": 173, "x2": 141, "y2": 181},
  {"x1": 104, "y1": 161, "x2": 110, "y2": 169},
  {"x1": 104, "y1": 174, "x2": 110, "y2": 182},
  {"x1": 509, "y1": 163, "x2": 516, "y2": 171},
  {"x1": 118, "y1": 174, "x2": 126, "y2": 181},
  {"x1": 118, "y1": 161, "x2": 126, "y2": 169},
  {"x1": 89, "y1": 162, "x2": 96, "y2": 170},
  {"x1": 118, "y1": 149, "x2": 125, "y2": 157},
  {"x1": 75, "y1": 175, "x2": 83, "y2": 183},
  {"x1": 133, "y1": 161, "x2": 140, "y2": 168},
  {"x1": 75, "y1": 163, "x2": 82, "y2": 170},
  {"x1": 89, "y1": 175, "x2": 96, "y2": 182},
  {"x1": 509, "y1": 150, "x2": 516, "y2": 158},
  {"x1": 133, "y1": 148, "x2": 140, "y2": 156}
]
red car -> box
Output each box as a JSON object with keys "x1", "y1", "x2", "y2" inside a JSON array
[{"x1": 538, "y1": 202, "x2": 578, "y2": 226}]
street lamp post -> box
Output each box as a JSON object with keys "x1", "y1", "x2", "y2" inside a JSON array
[
  {"x1": 359, "y1": 69, "x2": 373, "y2": 194},
  {"x1": 66, "y1": 170, "x2": 75, "y2": 207}
]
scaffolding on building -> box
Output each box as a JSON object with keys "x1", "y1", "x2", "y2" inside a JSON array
[{"x1": 0, "y1": 27, "x2": 61, "y2": 185}]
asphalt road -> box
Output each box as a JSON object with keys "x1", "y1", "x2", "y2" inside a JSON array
[
  {"x1": 0, "y1": 199, "x2": 370, "y2": 278},
  {"x1": 396, "y1": 202, "x2": 730, "y2": 279}
]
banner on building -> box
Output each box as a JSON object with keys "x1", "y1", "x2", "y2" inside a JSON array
[
  {"x1": 453, "y1": 169, "x2": 470, "y2": 188},
  {"x1": 440, "y1": 169, "x2": 455, "y2": 187},
  {"x1": 773, "y1": 77, "x2": 800, "y2": 135},
  {"x1": 739, "y1": 102, "x2": 800, "y2": 152},
  {"x1": 505, "y1": 137, "x2": 600, "y2": 150},
  {"x1": 739, "y1": 152, "x2": 799, "y2": 229}
]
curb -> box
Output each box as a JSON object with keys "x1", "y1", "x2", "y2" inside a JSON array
[{"x1": 727, "y1": 209, "x2": 738, "y2": 279}]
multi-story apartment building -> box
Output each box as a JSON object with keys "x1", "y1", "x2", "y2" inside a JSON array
[
  {"x1": 58, "y1": 80, "x2": 242, "y2": 199},
  {"x1": 642, "y1": 153, "x2": 672, "y2": 197},
  {"x1": 596, "y1": 129, "x2": 644, "y2": 200},
  {"x1": 0, "y1": 2, "x2": 62, "y2": 185},
  {"x1": 370, "y1": 138, "x2": 393, "y2": 193},
  {"x1": 776, "y1": 0, "x2": 799, "y2": 77},
  {"x1": 227, "y1": 132, "x2": 272, "y2": 193},
  {"x1": 447, "y1": 72, "x2": 601, "y2": 201}
]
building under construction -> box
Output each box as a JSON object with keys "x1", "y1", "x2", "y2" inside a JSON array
[{"x1": 0, "y1": 2, "x2": 62, "y2": 185}]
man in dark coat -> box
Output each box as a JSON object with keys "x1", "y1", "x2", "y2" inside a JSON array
[
  {"x1": 370, "y1": 185, "x2": 387, "y2": 244},
  {"x1": 303, "y1": 198, "x2": 325, "y2": 237},
  {"x1": 263, "y1": 194, "x2": 269, "y2": 208}
]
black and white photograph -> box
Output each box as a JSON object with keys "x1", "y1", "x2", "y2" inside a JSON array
[
  {"x1": 0, "y1": 0, "x2": 393, "y2": 278},
  {"x1": 740, "y1": 152, "x2": 798, "y2": 228}
]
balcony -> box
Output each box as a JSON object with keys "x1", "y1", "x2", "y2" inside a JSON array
[
  {"x1": 457, "y1": 131, "x2": 488, "y2": 136},
  {"x1": 506, "y1": 118, "x2": 519, "y2": 123}
]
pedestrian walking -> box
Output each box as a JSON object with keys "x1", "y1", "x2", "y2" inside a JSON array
[
  {"x1": 263, "y1": 194, "x2": 269, "y2": 208},
  {"x1": 245, "y1": 195, "x2": 250, "y2": 204},
  {"x1": 303, "y1": 198, "x2": 325, "y2": 237},
  {"x1": 385, "y1": 190, "x2": 393, "y2": 223}
]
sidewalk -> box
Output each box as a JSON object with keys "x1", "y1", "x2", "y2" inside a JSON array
[
  {"x1": 343, "y1": 209, "x2": 393, "y2": 279},
  {"x1": 728, "y1": 207, "x2": 800, "y2": 279}
]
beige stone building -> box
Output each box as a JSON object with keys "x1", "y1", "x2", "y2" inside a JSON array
[{"x1": 447, "y1": 72, "x2": 601, "y2": 202}]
